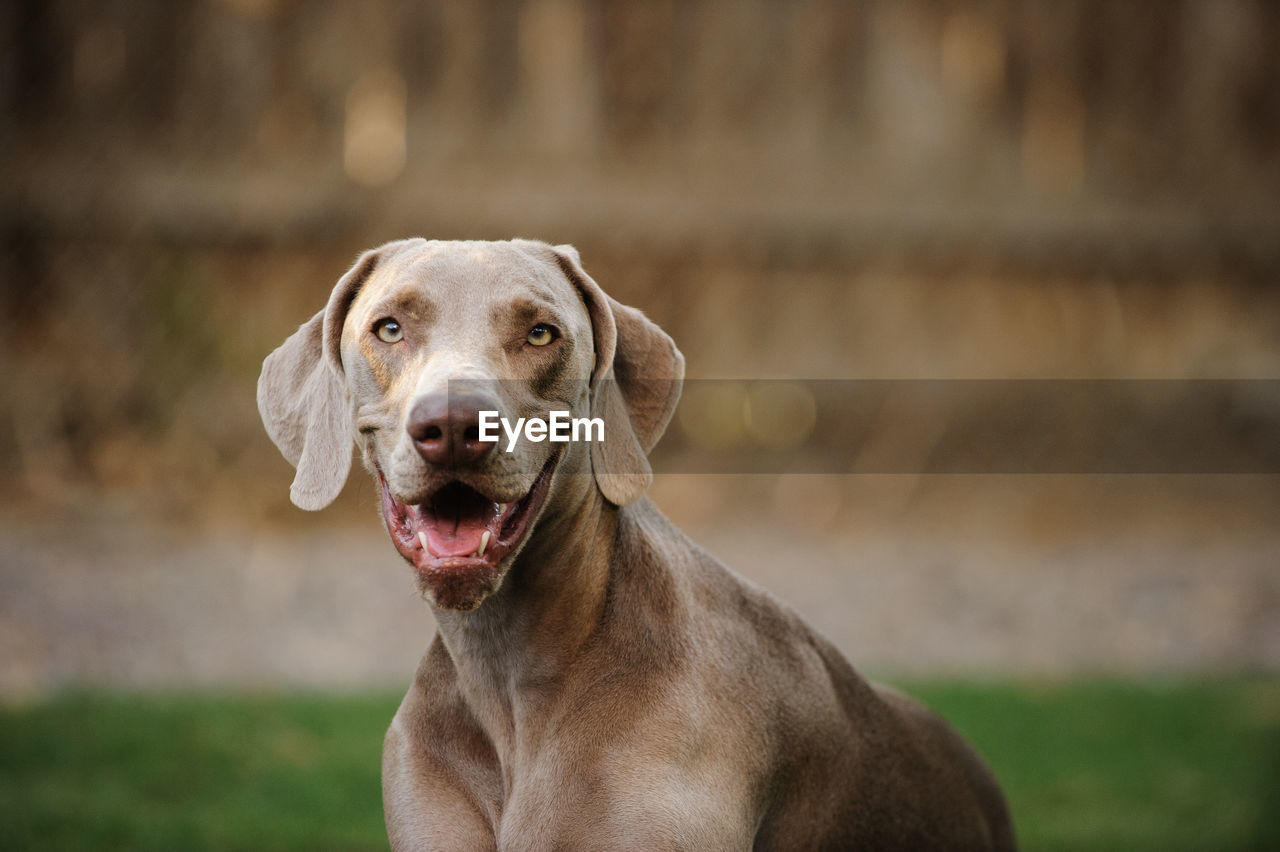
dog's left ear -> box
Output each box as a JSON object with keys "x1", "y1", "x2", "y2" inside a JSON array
[
  {"x1": 258, "y1": 243, "x2": 401, "y2": 510},
  {"x1": 553, "y1": 244, "x2": 684, "y2": 506}
]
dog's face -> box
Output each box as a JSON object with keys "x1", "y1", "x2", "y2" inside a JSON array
[
  {"x1": 258, "y1": 239, "x2": 683, "y2": 611},
  {"x1": 344, "y1": 241, "x2": 597, "y2": 609}
]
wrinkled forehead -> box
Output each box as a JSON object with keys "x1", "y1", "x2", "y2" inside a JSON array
[{"x1": 352, "y1": 240, "x2": 585, "y2": 329}]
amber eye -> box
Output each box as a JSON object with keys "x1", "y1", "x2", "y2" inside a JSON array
[
  {"x1": 374, "y1": 318, "x2": 403, "y2": 343},
  {"x1": 527, "y1": 324, "x2": 557, "y2": 346}
]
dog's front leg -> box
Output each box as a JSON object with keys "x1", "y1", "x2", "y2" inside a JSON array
[{"x1": 383, "y1": 703, "x2": 499, "y2": 851}]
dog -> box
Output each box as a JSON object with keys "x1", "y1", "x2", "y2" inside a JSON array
[{"x1": 258, "y1": 238, "x2": 1015, "y2": 850}]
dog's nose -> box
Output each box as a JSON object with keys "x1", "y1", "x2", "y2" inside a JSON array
[{"x1": 407, "y1": 393, "x2": 498, "y2": 467}]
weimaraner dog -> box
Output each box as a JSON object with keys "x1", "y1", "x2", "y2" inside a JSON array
[{"x1": 258, "y1": 239, "x2": 1015, "y2": 850}]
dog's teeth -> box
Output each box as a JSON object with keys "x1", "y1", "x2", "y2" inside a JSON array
[
  {"x1": 496, "y1": 503, "x2": 507, "y2": 516},
  {"x1": 417, "y1": 531, "x2": 430, "y2": 553},
  {"x1": 477, "y1": 529, "x2": 491, "y2": 557}
]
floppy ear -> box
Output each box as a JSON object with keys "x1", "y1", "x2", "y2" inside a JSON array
[
  {"x1": 257, "y1": 246, "x2": 387, "y2": 510},
  {"x1": 553, "y1": 244, "x2": 685, "y2": 506}
]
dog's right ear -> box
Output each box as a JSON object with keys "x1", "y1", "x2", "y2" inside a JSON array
[
  {"x1": 552, "y1": 244, "x2": 685, "y2": 506},
  {"x1": 257, "y1": 245, "x2": 389, "y2": 510}
]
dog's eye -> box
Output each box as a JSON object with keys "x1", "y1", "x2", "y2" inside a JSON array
[
  {"x1": 527, "y1": 324, "x2": 557, "y2": 347},
  {"x1": 374, "y1": 318, "x2": 403, "y2": 344}
]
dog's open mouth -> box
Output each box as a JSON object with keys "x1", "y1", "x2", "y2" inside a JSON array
[{"x1": 378, "y1": 453, "x2": 559, "y2": 579}]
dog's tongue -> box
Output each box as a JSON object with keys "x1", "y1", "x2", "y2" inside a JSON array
[{"x1": 419, "y1": 484, "x2": 492, "y2": 557}]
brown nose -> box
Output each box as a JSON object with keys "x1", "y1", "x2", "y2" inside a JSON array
[{"x1": 407, "y1": 392, "x2": 499, "y2": 467}]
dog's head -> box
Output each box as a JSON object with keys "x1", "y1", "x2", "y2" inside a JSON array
[{"x1": 257, "y1": 239, "x2": 683, "y2": 611}]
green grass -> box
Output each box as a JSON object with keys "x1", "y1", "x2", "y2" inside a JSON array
[
  {"x1": 1, "y1": 679, "x2": 1277, "y2": 850},
  {"x1": 906, "y1": 678, "x2": 1280, "y2": 852},
  {"x1": 0, "y1": 690, "x2": 400, "y2": 851}
]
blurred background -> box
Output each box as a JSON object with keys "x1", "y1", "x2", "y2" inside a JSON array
[{"x1": 1, "y1": 1, "x2": 1278, "y2": 848}]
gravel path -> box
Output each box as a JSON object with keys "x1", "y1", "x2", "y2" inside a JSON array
[{"x1": 2, "y1": 477, "x2": 1277, "y2": 697}]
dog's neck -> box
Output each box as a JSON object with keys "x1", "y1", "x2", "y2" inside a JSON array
[{"x1": 430, "y1": 483, "x2": 619, "y2": 756}]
